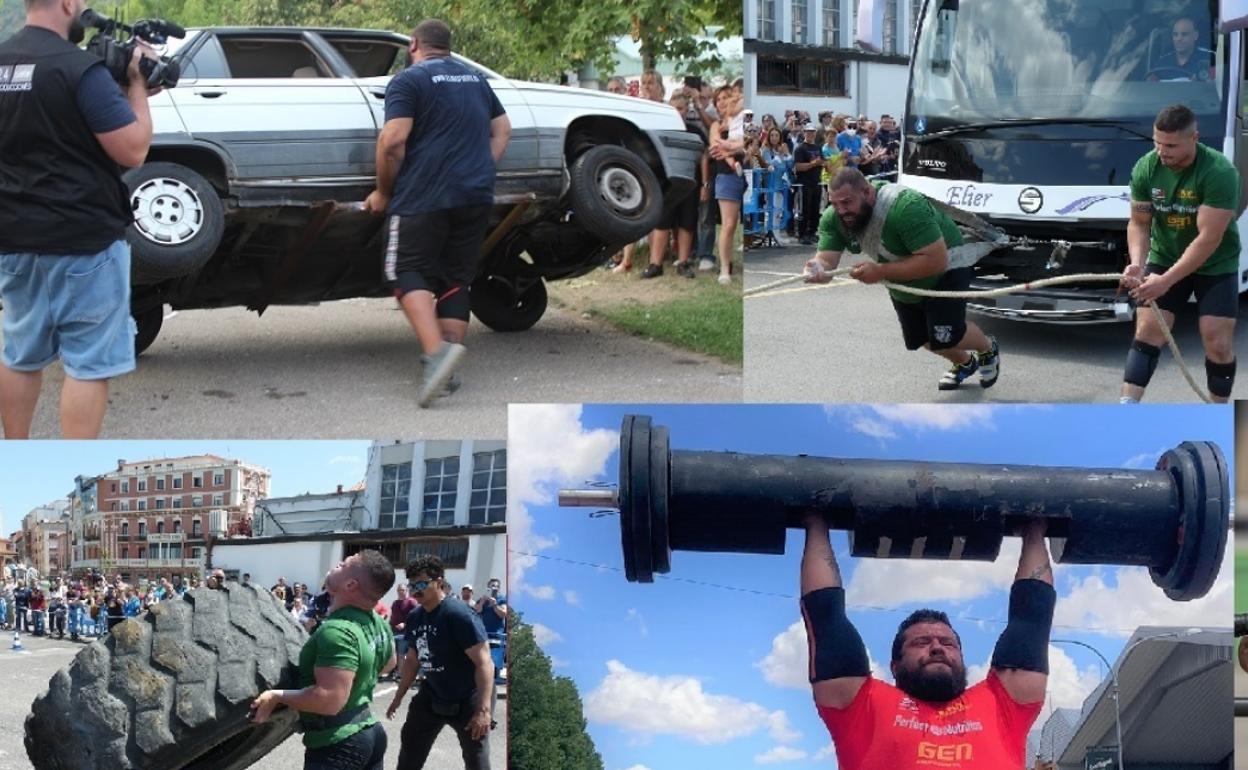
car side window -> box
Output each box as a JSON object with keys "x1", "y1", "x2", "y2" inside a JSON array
[
  {"x1": 217, "y1": 38, "x2": 331, "y2": 79},
  {"x1": 322, "y1": 38, "x2": 407, "y2": 77},
  {"x1": 182, "y1": 36, "x2": 230, "y2": 80}
]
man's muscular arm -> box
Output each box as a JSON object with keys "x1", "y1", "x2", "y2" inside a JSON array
[
  {"x1": 802, "y1": 514, "x2": 868, "y2": 708},
  {"x1": 992, "y1": 520, "x2": 1054, "y2": 705}
]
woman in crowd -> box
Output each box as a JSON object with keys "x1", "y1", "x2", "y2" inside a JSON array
[{"x1": 708, "y1": 85, "x2": 744, "y2": 285}]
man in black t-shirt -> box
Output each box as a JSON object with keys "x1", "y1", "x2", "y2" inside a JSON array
[
  {"x1": 386, "y1": 555, "x2": 495, "y2": 770},
  {"x1": 0, "y1": 0, "x2": 159, "y2": 438},
  {"x1": 365, "y1": 19, "x2": 512, "y2": 408},
  {"x1": 791, "y1": 124, "x2": 825, "y2": 244}
]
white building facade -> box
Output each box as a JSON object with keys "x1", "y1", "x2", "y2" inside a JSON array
[{"x1": 744, "y1": 0, "x2": 922, "y2": 122}]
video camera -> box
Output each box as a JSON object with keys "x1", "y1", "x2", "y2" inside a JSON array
[{"x1": 81, "y1": 8, "x2": 184, "y2": 90}]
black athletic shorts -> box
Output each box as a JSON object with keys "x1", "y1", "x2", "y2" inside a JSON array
[
  {"x1": 383, "y1": 204, "x2": 492, "y2": 296},
  {"x1": 1144, "y1": 263, "x2": 1238, "y2": 318},
  {"x1": 660, "y1": 187, "x2": 699, "y2": 231},
  {"x1": 304, "y1": 722, "x2": 386, "y2": 770},
  {"x1": 891, "y1": 267, "x2": 973, "y2": 351}
]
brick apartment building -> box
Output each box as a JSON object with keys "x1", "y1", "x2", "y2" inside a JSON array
[{"x1": 71, "y1": 455, "x2": 271, "y2": 584}]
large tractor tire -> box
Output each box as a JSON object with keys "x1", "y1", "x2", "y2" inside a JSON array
[{"x1": 25, "y1": 583, "x2": 307, "y2": 770}]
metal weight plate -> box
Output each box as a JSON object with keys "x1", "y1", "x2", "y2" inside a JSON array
[
  {"x1": 648, "y1": 425, "x2": 672, "y2": 577},
  {"x1": 619, "y1": 416, "x2": 639, "y2": 582},
  {"x1": 629, "y1": 416, "x2": 656, "y2": 583},
  {"x1": 1149, "y1": 441, "x2": 1228, "y2": 601}
]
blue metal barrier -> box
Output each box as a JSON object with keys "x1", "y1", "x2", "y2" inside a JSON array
[{"x1": 744, "y1": 167, "x2": 792, "y2": 247}]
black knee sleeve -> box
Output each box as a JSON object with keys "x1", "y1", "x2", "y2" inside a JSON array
[
  {"x1": 801, "y1": 587, "x2": 870, "y2": 683},
  {"x1": 1206, "y1": 357, "x2": 1236, "y2": 398},
  {"x1": 990, "y1": 579, "x2": 1056, "y2": 674},
  {"x1": 1123, "y1": 339, "x2": 1161, "y2": 387},
  {"x1": 435, "y1": 286, "x2": 471, "y2": 322}
]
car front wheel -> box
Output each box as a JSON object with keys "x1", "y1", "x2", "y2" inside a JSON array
[
  {"x1": 567, "y1": 145, "x2": 664, "y2": 243},
  {"x1": 123, "y1": 161, "x2": 225, "y2": 285},
  {"x1": 470, "y1": 275, "x2": 548, "y2": 332}
]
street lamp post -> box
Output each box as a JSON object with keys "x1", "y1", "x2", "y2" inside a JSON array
[{"x1": 1052, "y1": 630, "x2": 1204, "y2": 770}]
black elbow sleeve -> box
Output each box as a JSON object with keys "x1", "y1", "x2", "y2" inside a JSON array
[
  {"x1": 801, "y1": 587, "x2": 870, "y2": 683},
  {"x1": 990, "y1": 578, "x2": 1057, "y2": 674}
]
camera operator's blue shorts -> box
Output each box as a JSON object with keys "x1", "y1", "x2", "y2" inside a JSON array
[{"x1": 0, "y1": 240, "x2": 136, "y2": 380}]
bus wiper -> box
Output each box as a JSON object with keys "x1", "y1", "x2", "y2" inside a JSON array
[{"x1": 912, "y1": 118, "x2": 1152, "y2": 142}]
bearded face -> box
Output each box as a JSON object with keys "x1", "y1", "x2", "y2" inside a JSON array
[{"x1": 891, "y1": 622, "x2": 968, "y2": 703}]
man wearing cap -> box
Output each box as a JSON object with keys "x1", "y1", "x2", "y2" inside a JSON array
[
  {"x1": 251, "y1": 551, "x2": 397, "y2": 770},
  {"x1": 792, "y1": 124, "x2": 826, "y2": 245},
  {"x1": 460, "y1": 584, "x2": 474, "y2": 603}
]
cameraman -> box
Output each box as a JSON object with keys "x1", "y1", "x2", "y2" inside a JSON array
[{"x1": 0, "y1": 0, "x2": 160, "y2": 439}]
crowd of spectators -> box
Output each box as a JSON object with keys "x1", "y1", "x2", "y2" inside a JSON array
[
  {"x1": 743, "y1": 109, "x2": 901, "y2": 244},
  {"x1": 602, "y1": 72, "x2": 746, "y2": 285}
]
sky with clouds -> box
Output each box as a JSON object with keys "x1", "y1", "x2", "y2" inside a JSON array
[
  {"x1": 509, "y1": 403, "x2": 1234, "y2": 770},
  {"x1": 0, "y1": 441, "x2": 372, "y2": 537}
]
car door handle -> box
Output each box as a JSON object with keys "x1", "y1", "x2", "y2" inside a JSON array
[
  {"x1": 368, "y1": 90, "x2": 386, "y2": 100},
  {"x1": 194, "y1": 90, "x2": 226, "y2": 98}
]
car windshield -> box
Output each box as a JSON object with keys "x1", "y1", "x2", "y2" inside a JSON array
[{"x1": 908, "y1": 0, "x2": 1226, "y2": 126}]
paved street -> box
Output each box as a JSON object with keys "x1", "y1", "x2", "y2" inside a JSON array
[
  {"x1": 2, "y1": 631, "x2": 506, "y2": 770},
  {"x1": 745, "y1": 240, "x2": 1248, "y2": 403},
  {"x1": 3, "y1": 298, "x2": 741, "y2": 439}
]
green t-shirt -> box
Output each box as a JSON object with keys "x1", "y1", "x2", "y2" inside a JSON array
[
  {"x1": 1129, "y1": 143, "x2": 1241, "y2": 275},
  {"x1": 818, "y1": 181, "x2": 965, "y2": 303},
  {"x1": 297, "y1": 606, "x2": 394, "y2": 749}
]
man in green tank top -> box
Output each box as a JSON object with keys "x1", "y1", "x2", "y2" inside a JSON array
[
  {"x1": 251, "y1": 550, "x2": 398, "y2": 770},
  {"x1": 804, "y1": 168, "x2": 1001, "y2": 391},
  {"x1": 1121, "y1": 104, "x2": 1240, "y2": 403}
]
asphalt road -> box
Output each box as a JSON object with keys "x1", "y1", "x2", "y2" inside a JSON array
[
  {"x1": 2, "y1": 631, "x2": 506, "y2": 770},
  {"x1": 3, "y1": 298, "x2": 741, "y2": 439},
  {"x1": 745, "y1": 240, "x2": 1248, "y2": 403}
]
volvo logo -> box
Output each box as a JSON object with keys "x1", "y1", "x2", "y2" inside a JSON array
[{"x1": 1018, "y1": 187, "x2": 1044, "y2": 214}]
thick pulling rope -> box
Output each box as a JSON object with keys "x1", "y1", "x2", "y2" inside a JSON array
[{"x1": 745, "y1": 268, "x2": 1212, "y2": 403}]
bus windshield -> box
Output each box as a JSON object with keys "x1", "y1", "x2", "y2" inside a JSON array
[{"x1": 908, "y1": 0, "x2": 1226, "y2": 129}]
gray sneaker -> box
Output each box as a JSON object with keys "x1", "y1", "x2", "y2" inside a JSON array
[{"x1": 418, "y1": 342, "x2": 466, "y2": 407}]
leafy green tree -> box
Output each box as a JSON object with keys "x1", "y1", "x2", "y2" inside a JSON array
[{"x1": 509, "y1": 612, "x2": 605, "y2": 770}]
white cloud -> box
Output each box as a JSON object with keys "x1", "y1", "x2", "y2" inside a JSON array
[
  {"x1": 584, "y1": 660, "x2": 802, "y2": 745},
  {"x1": 626, "y1": 608, "x2": 649, "y2": 637},
  {"x1": 564, "y1": 590, "x2": 581, "y2": 606},
  {"x1": 327, "y1": 455, "x2": 363, "y2": 465},
  {"x1": 847, "y1": 539, "x2": 1022, "y2": 608},
  {"x1": 520, "y1": 584, "x2": 557, "y2": 600},
  {"x1": 758, "y1": 619, "x2": 889, "y2": 691},
  {"x1": 755, "y1": 746, "x2": 807, "y2": 764},
  {"x1": 832, "y1": 404, "x2": 1005, "y2": 438},
  {"x1": 531, "y1": 622, "x2": 563, "y2": 646},
  {"x1": 1121, "y1": 447, "x2": 1168, "y2": 469},
  {"x1": 1054, "y1": 541, "x2": 1233, "y2": 637},
  {"x1": 966, "y1": 645, "x2": 1100, "y2": 712},
  {"x1": 550, "y1": 656, "x2": 570, "y2": 669},
  {"x1": 620, "y1": 766, "x2": 653, "y2": 770},
  {"x1": 507, "y1": 405, "x2": 618, "y2": 591}
]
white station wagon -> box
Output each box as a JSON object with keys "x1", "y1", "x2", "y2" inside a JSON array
[{"x1": 127, "y1": 27, "x2": 705, "y2": 352}]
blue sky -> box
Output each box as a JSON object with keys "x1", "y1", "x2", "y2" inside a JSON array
[
  {"x1": 509, "y1": 404, "x2": 1234, "y2": 770},
  {"x1": 0, "y1": 441, "x2": 372, "y2": 537}
]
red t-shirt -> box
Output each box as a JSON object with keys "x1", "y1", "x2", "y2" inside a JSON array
[{"x1": 817, "y1": 671, "x2": 1042, "y2": 770}]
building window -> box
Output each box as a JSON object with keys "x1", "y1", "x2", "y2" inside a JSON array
[
  {"x1": 757, "y1": 0, "x2": 776, "y2": 40},
  {"x1": 883, "y1": 0, "x2": 898, "y2": 54},
  {"x1": 192, "y1": 496, "x2": 202, "y2": 507},
  {"x1": 380, "y1": 462, "x2": 412, "y2": 530},
  {"x1": 110, "y1": 482, "x2": 117, "y2": 493},
  {"x1": 155, "y1": 498, "x2": 165, "y2": 510},
  {"x1": 422, "y1": 456, "x2": 459, "y2": 527},
  {"x1": 110, "y1": 502, "x2": 118, "y2": 512},
  {"x1": 156, "y1": 478, "x2": 165, "y2": 491},
  {"x1": 157, "y1": 521, "x2": 164, "y2": 534},
  {"x1": 403, "y1": 537, "x2": 470, "y2": 569},
  {"x1": 138, "y1": 521, "x2": 147, "y2": 537},
  {"x1": 137, "y1": 500, "x2": 146, "y2": 511},
  {"x1": 174, "y1": 519, "x2": 182, "y2": 534},
  {"x1": 121, "y1": 481, "x2": 129, "y2": 493},
  {"x1": 757, "y1": 56, "x2": 849, "y2": 96},
  {"x1": 469, "y1": 450, "x2": 506, "y2": 525},
  {"x1": 793, "y1": 0, "x2": 808, "y2": 43},
  {"x1": 193, "y1": 475, "x2": 203, "y2": 488},
  {"x1": 137, "y1": 480, "x2": 147, "y2": 492},
  {"x1": 173, "y1": 477, "x2": 183, "y2": 489},
  {"x1": 172, "y1": 498, "x2": 182, "y2": 509},
  {"x1": 192, "y1": 519, "x2": 201, "y2": 537},
  {"x1": 213, "y1": 494, "x2": 223, "y2": 506},
  {"x1": 213, "y1": 473, "x2": 224, "y2": 486},
  {"x1": 120, "y1": 522, "x2": 129, "y2": 538},
  {"x1": 823, "y1": 0, "x2": 842, "y2": 47},
  {"x1": 121, "y1": 547, "x2": 128, "y2": 559}
]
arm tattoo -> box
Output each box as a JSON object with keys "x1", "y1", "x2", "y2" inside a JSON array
[
  {"x1": 1131, "y1": 201, "x2": 1153, "y2": 214},
  {"x1": 1027, "y1": 563, "x2": 1053, "y2": 580},
  {"x1": 824, "y1": 555, "x2": 842, "y2": 580}
]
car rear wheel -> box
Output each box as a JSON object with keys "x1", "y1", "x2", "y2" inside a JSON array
[
  {"x1": 134, "y1": 304, "x2": 164, "y2": 356},
  {"x1": 567, "y1": 145, "x2": 664, "y2": 243},
  {"x1": 124, "y1": 162, "x2": 225, "y2": 286},
  {"x1": 470, "y1": 275, "x2": 548, "y2": 332}
]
